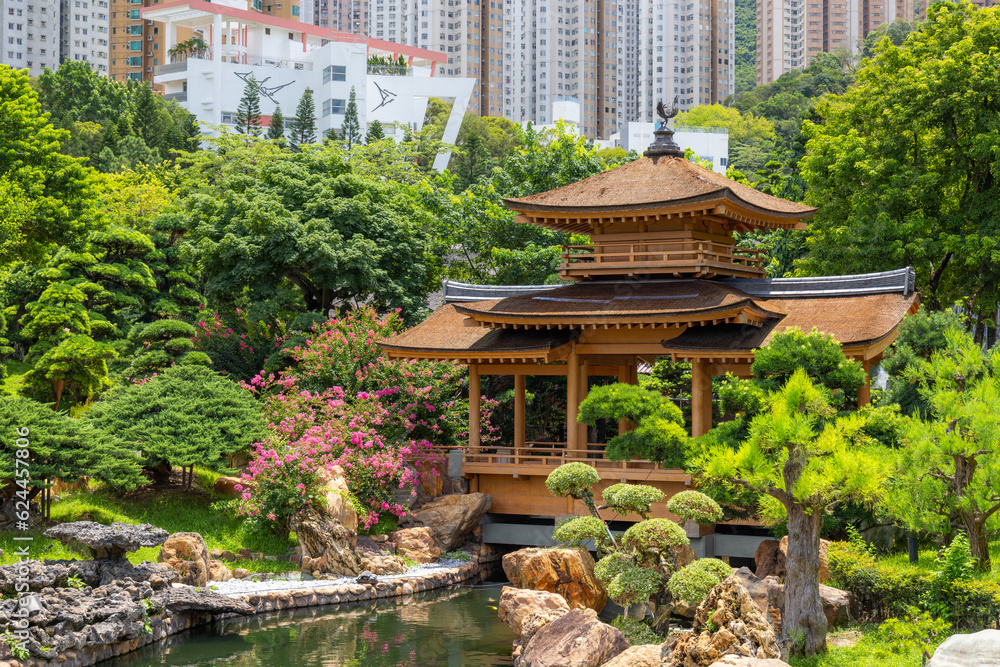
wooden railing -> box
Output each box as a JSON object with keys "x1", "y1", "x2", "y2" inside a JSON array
[
  {"x1": 558, "y1": 240, "x2": 766, "y2": 279},
  {"x1": 463, "y1": 442, "x2": 665, "y2": 471}
]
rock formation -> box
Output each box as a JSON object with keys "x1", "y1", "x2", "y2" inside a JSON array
[
  {"x1": 391, "y1": 527, "x2": 441, "y2": 563},
  {"x1": 754, "y1": 538, "x2": 830, "y2": 584},
  {"x1": 662, "y1": 574, "x2": 782, "y2": 667},
  {"x1": 293, "y1": 506, "x2": 361, "y2": 576},
  {"x1": 601, "y1": 644, "x2": 662, "y2": 667},
  {"x1": 498, "y1": 586, "x2": 571, "y2": 640},
  {"x1": 319, "y1": 465, "x2": 359, "y2": 533},
  {"x1": 158, "y1": 532, "x2": 212, "y2": 587},
  {"x1": 407, "y1": 492, "x2": 492, "y2": 552},
  {"x1": 44, "y1": 521, "x2": 168, "y2": 561},
  {"x1": 925, "y1": 629, "x2": 1000, "y2": 667},
  {"x1": 517, "y1": 608, "x2": 628, "y2": 667},
  {"x1": 503, "y1": 546, "x2": 607, "y2": 612}
]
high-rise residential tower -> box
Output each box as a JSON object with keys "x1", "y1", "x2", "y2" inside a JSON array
[{"x1": 2, "y1": 0, "x2": 62, "y2": 75}]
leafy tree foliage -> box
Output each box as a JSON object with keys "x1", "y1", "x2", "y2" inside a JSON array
[
  {"x1": 800, "y1": 5, "x2": 1000, "y2": 324},
  {"x1": 235, "y1": 77, "x2": 263, "y2": 136},
  {"x1": 85, "y1": 365, "x2": 267, "y2": 486},
  {"x1": 340, "y1": 86, "x2": 361, "y2": 148},
  {"x1": 733, "y1": 0, "x2": 757, "y2": 94}
]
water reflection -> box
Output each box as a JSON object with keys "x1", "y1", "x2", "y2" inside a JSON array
[{"x1": 107, "y1": 582, "x2": 514, "y2": 667}]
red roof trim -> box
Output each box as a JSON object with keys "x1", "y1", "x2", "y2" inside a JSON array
[{"x1": 142, "y1": 0, "x2": 446, "y2": 62}]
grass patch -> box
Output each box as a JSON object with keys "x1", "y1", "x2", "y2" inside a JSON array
[
  {"x1": 1, "y1": 360, "x2": 30, "y2": 396},
  {"x1": 788, "y1": 625, "x2": 945, "y2": 667},
  {"x1": 0, "y1": 470, "x2": 296, "y2": 573},
  {"x1": 880, "y1": 542, "x2": 1000, "y2": 582}
]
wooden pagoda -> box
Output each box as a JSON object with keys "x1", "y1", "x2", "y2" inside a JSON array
[{"x1": 378, "y1": 120, "x2": 919, "y2": 521}]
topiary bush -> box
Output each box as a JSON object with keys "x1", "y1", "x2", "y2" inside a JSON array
[
  {"x1": 610, "y1": 616, "x2": 661, "y2": 646},
  {"x1": 666, "y1": 558, "x2": 733, "y2": 604},
  {"x1": 594, "y1": 550, "x2": 632, "y2": 586},
  {"x1": 553, "y1": 515, "x2": 609, "y2": 550},
  {"x1": 124, "y1": 319, "x2": 211, "y2": 380},
  {"x1": 602, "y1": 483, "x2": 664, "y2": 519},
  {"x1": 545, "y1": 462, "x2": 600, "y2": 498},
  {"x1": 666, "y1": 490, "x2": 724, "y2": 525},
  {"x1": 606, "y1": 565, "x2": 663, "y2": 607},
  {"x1": 622, "y1": 518, "x2": 689, "y2": 564}
]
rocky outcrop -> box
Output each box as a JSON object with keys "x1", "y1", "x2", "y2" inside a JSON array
[
  {"x1": 503, "y1": 546, "x2": 607, "y2": 612},
  {"x1": 518, "y1": 608, "x2": 628, "y2": 667},
  {"x1": 359, "y1": 552, "x2": 409, "y2": 576},
  {"x1": 762, "y1": 577, "x2": 852, "y2": 631},
  {"x1": 754, "y1": 538, "x2": 830, "y2": 584},
  {"x1": 293, "y1": 507, "x2": 360, "y2": 577},
  {"x1": 707, "y1": 659, "x2": 792, "y2": 667},
  {"x1": 153, "y1": 587, "x2": 254, "y2": 615},
  {"x1": 731, "y1": 567, "x2": 769, "y2": 617},
  {"x1": 663, "y1": 575, "x2": 782, "y2": 667},
  {"x1": 391, "y1": 527, "x2": 441, "y2": 563},
  {"x1": 158, "y1": 532, "x2": 211, "y2": 587},
  {"x1": 213, "y1": 476, "x2": 244, "y2": 499},
  {"x1": 318, "y1": 466, "x2": 359, "y2": 533},
  {"x1": 498, "y1": 586, "x2": 571, "y2": 641},
  {"x1": 208, "y1": 559, "x2": 233, "y2": 582},
  {"x1": 925, "y1": 629, "x2": 1000, "y2": 667},
  {"x1": 407, "y1": 492, "x2": 491, "y2": 552},
  {"x1": 0, "y1": 559, "x2": 177, "y2": 593},
  {"x1": 44, "y1": 522, "x2": 168, "y2": 561},
  {"x1": 601, "y1": 644, "x2": 662, "y2": 667}
]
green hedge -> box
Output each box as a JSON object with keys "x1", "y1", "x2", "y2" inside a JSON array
[{"x1": 828, "y1": 541, "x2": 1000, "y2": 627}]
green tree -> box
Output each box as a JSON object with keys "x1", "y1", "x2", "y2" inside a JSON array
[
  {"x1": 267, "y1": 105, "x2": 286, "y2": 142},
  {"x1": 799, "y1": 4, "x2": 1000, "y2": 328},
  {"x1": 675, "y1": 104, "x2": 777, "y2": 145},
  {"x1": 292, "y1": 87, "x2": 317, "y2": 145},
  {"x1": 733, "y1": 0, "x2": 758, "y2": 95},
  {"x1": 365, "y1": 119, "x2": 385, "y2": 144},
  {"x1": 0, "y1": 397, "x2": 145, "y2": 518},
  {"x1": 85, "y1": 365, "x2": 267, "y2": 488},
  {"x1": 236, "y1": 76, "x2": 263, "y2": 136},
  {"x1": 341, "y1": 86, "x2": 362, "y2": 149},
  {"x1": 123, "y1": 319, "x2": 212, "y2": 380},
  {"x1": 453, "y1": 131, "x2": 492, "y2": 190}
]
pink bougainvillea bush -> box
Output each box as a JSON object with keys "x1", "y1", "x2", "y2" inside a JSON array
[{"x1": 235, "y1": 308, "x2": 497, "y2": 534}]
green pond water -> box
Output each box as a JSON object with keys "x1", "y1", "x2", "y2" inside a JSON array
[{"x1": 106, "y1": 580, "x2": 515, "y2": 667}]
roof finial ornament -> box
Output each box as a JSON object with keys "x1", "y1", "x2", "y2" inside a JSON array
[{"x1": 645, "y1": 95, "x2": 685, "y2": 159}]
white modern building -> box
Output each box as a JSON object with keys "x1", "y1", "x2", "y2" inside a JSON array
[
  {"x1": 618, "y1": 120, "x2": 729, "y2": 173},
  {"x1": 143, "y1": 0, "x2": 474, "y2": 169},
  {"x1": 2, "y1": 0, "x2": 61, "y2": 75},
  {"x1": 60, "y1": 0, "x2": 109, "y2": 74}
]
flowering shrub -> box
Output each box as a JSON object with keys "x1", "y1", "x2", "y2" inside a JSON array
[
  {"x1": 191, "y1": 308, "x2": 285, "y2": 382},
  {"x1": 667, "y1": 558, "x2": 733, "y2": 604},
  {"x1": 236, "y1": 437, "x2": 327, "y2": 537}
]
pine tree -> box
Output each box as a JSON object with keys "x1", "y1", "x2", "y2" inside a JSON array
[
  {"x1": 235, "y1": 77, "x2": 262, "y2": 136},
  {"x1": 293, "y1": 87, "x2": 317, "y2": 145},
  {"x1": 267, "y1": 105, "x2": 285, "y2": 142},
  {"x1": 365, "y1": 119, "x2": 385, "y2": 144},
  {"x1": 341, "y1": 86, "x2": 362, "y2": 149}
]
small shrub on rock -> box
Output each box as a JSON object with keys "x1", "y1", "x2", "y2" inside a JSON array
[
  {"x1": 607, "y1": 566, "x2": 662, "y2": 606},
  {"x1": 666, "y1": 490, "x2": 723, "y2": 525},
  {"x1": 610, "y1": 616, "x2": 660, "y2": 646},
  {"x1": 666, "y1": 558, "x2": 732, "y2": 604}
]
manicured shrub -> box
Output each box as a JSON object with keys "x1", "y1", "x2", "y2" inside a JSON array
[
  {"x1": 622, "y1": 518, "x2": 689, "y2": 564},
  {"x1": 553, "y1": 515, "x2": 609, "y2": 549},
  {"x1": 609, "y1": 616, "x2": 660, "y2": 646},
  {"x1": 124, "y1": 319, "x2": 210, "y2": 380},
  {"x1": 606, "y1": 566, "x2": 662, "y2": 606},
  {"x1": 667, "y1": 558, "x2": 732, "y2": 604},
  {"x1": 666, "y1": 490, "x2": 723, "y2": 525},
  {"x1": 545, "y1": 463, "x2": 600, "y2": 498},
  {"x1": 594, "y1": 550, "x2": 632, "y2": 586},
  {"x1": 602, "y1": 483, "x2": 664, "y2": 519}
]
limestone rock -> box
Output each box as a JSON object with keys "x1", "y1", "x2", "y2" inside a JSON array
[
  {"x1": 153, "y1": 587, "x2": 254, "y2": 615},
  {"x1": 762, "y1": 577, "x2": 852, "y2": 631},
  {"x1": 319, "y1": 465, "x2": 358, "y2": 533},
  {"x1": 213, "y1": 476, "x2": 244, "y2": 499},
  {"x1": 676, "y1": 544, "x2": 697, "y2": 569},
  {"x1": 707, "y1": 658, "x2": 792, "y2": 667},
  {"x1": 601, "y1": 644, "x2": 662, "y2": 667},
  {"x1": 158, "y1": 532, "x2": 211, "y2": 587},
  {"x1": 44, "y1": 522, "x2": 168, "y2": 561},
  {"x1": 407, "y1": 492, "x2": 491, "y2": 552},
  {"x1": 753, "y1": 540, "x2": 785, "y2": 581},
  {"x1": 359, "y1": 552, "x2": 409, "y2": 575},
  {"x1": 503, "y1": 546, "x2": 607, "y2": 612},
  {"x1": 663, "y1": 574, "x2": 781, "y2": 667},
  {"x1": 731, "y1": 567, "x2": 769, "y2": 617},
  {"x1": 293, "y1": 507, "x2": 360, "y2": 576},
  {"x1": 498, "y1": 586, "x2": 571, "y2": 640},
  {"x1": 208, "y1": 559, "x2": 233, "y2": 582},
  {"x1": 925, "y1": 630, "x2": 1000, "y2": 667},
  {"x1": 518, "y1": 608, "x2": 628, "y2": 667},
  {"x1": 391, "y1": 527, "x2": 441, "y2": 563}
]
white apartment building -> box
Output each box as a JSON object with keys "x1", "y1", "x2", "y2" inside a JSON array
[
  {"x1": 60, "y1": 0, "x2": 109, "y2": 74},
  {"x1": 2, "y1": 0, "x2": 61, "y2": 75},
  {"x1": 143, "y1": 0, "x2": 474, "y2": 169}
]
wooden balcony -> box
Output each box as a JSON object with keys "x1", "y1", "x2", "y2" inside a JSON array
[{"x1": 558, "y1": 240, "x2": 767, "y2": 281}]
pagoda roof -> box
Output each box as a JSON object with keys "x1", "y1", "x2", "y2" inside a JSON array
[{"x1": 503, "y1": 156, "x2": 816, "y2": 232}]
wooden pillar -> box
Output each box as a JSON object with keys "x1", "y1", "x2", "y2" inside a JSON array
[
  {"x1": 469, "y1": 364, "x2": 481, "y2": 450},
  {"x1": 514, "y1": 374, "x2": 526, "y2": 456},
  {"x1": 691, "y1": 358, "x2": 713, "y2": 437},
  {"x1": 567, "y1": 347, "x2": 580, "y2": 453},
  {"x1": 577, "y1": 359, "x2": 589, "y2": 450},
  {"x1": 858, "y1": 359, "x2": 872, "y2": 406},
  {"x1": 617, "y1": 364, "x2": 630, "y2": 435}
]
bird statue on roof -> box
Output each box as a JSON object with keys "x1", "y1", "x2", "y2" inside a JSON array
[{"x1": 656, "y1": 95, "x2": 680, "y2": 123}]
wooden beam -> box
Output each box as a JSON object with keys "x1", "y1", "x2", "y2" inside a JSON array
[
  {"x1": 514, "y1": 374, "x2": 526, "y2": 451},
  {"x1": 691, "y1": 358, "x2": 713, "y2": 437},
  {"x1": 469, "y1": 364, "x2": 481, "y2": 450}
]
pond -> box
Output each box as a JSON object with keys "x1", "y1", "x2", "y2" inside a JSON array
[{"x1": 106, "y1": 577, "x2": 516, "y2": 667}]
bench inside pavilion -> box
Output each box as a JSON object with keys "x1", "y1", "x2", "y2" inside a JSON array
[{"x1": 378, "y1": 119, "x2": 919, "y2": 524}]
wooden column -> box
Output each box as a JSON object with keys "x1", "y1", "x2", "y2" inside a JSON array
[
  {"x1": 567, "y1": 347, "x2": 580, "y2": 453},
  {"x1": 617, "y1": 364, "x2": 631, "y2": 435},
  {"x1": 578, "y1": 359, "x2": 590, "y2": 451},
  {"x1": 691, "y1": 358, "x2": 713, "y2": 437},
  {"x1": 469, "y1": 364, "x2": 481, "y2": 450},
  {"x1": 514, "y1": 374, "x2": 526, "y2": 455},
  {"x1": 858, "y1": 359, "x2": 872, "y2": 406}
]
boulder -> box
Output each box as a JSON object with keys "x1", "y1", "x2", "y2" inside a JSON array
[
  {"x1": 213, "y1": 476, "x2": 244, "y2": 499},
  {"x1": 731, "y1": 567, "x2": 769, "y2": 617},
  {"x1": 503, "y1": 546, "x2": 607, "y2": 612},
  {"x1": 319, "y1": 465, "x2": 359, "y2": 533},
  {"x1": 762, "y1": 577, "x2": 852, "y2": 630},
  {"x1": 663, "y1": 574, "x2": 782, "y2": 667},
  {"x1": 158, "y1": 532, "x2": 211, "y2": 587},
  {"x1": 407, "y1": 492, "x2": 491, "y2": 552},
  {"x1": 708, "y1": 659, "x2": 792, "y2": 667},
  {"x1": 498, "y1": 586, "x2": 571, "y2": 640},
  {"x1": 518, "y1": 608, "x2": 628, "y2": 667},
  {"x1": 753, "y1": 540, "x2": 785, "y2": 580},
  {"x1": 293, "y1": 507, "x2": 360, "y2": 576},
  {"x1": 391, "y1": 527, "x2": 441, "y2": 563},
  {"x1": 208, "y1": 559, "x2": 233, "y2": 582},
  {"x1": 44, "y1": 522, "x2": 168, "y2": 561},
  {"x1": 925, "y1": 630, "x2": 1000, "y2": 667},
  {"x1": 153, "y1": 587, "x2": 254, "y2": 615},
  {"x1": 600, "y1": 644, "x2": 661, "y2": 667},
  {"x1": 359, "y1": 552, "x2": 409, "y2": 575}
]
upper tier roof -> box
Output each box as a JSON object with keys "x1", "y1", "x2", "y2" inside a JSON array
[{"x1": 503, "y1": 155, "x2": 816, "y2": 231}]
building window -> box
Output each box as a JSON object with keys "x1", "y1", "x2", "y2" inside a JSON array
[
  {"x1": 128, "y1": 55, "x2": 140, "y2": 65},
  {"x1": 128, "y1": 9, "x2": 139, "y2": 18},
  {"x1": 130, "y1": 40, "x2": 141, "y2": 50},
  {"x1": 292, "y1": 5, "x2": 299, "y2": 15},
  {"x1": 322, "y1": 64, "x2": 346, "y2": 83},
  {"x1": 322, "y1": 98, "x2": 346, "y2": 116}
]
